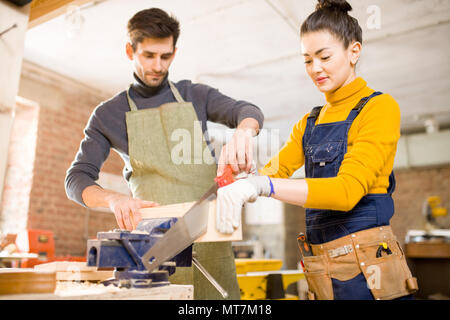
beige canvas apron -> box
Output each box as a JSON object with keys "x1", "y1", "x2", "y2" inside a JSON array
[{"x1": 125, "y1": 81, "x2": 240, "y2": 300}]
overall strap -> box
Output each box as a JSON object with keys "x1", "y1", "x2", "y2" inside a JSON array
[
  {"x1": 304, "y1": 106, "x2": 323, "y2": 141},
  {"x1": 308, "y1": 106, "x2": 323, "y2": 120},
  {"x1": 346, "y1": 91, "x2": 383, "y2": 122}
]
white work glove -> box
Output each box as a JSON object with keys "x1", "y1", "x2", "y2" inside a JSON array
[{"x1": 216, "y1": 176, "x2": 273, "y2": 234}]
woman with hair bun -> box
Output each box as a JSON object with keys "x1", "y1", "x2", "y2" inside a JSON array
[{"x1": 216, "y1": 0, "x2": 418, "y2": 300}]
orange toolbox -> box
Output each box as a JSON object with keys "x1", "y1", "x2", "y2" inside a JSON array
[{"x1": 15, "y1": 229, "x2": 85, "y2": 268}]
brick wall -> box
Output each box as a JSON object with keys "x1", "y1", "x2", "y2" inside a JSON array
[
  {"x1": 3, "y1": 61, "x2": 126, "y2": 256},
  {"x1": 391, "y1": 165, "x2": 450, "y2": 244}
]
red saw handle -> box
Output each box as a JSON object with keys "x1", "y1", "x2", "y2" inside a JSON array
[{"x1": 214, "y1": 165, "x2": 235, "y2": 188}]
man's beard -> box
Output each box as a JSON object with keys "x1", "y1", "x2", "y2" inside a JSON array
[{"x1": 143, "y1": 71, "x2": 167, "y2": 88}]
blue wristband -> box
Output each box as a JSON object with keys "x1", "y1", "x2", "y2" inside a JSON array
[{"x1": 267, "y1": 176, "x2": 275, "y2": 197}]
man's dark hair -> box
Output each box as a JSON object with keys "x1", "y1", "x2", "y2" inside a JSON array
[
  {"x1": 300, "y1": 0, "x2": 362, "y2": 48},
  {"x1": 127, "y1": 8, "x2": 180, "y2": 51}
]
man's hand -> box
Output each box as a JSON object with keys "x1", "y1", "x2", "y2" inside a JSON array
[
  {"x1": 217, "y1": 128, "x2": 254, "y2": 176},
  {"x1": 105, "y1": 193, "x2": 159, "y2": 231},
  {"x1": 218, "y1": 119, "x2": 260, "y2": 177},
  {"x1": 82, "y1": 185, "x2": 159, "y2": 231},
  {"x1": 217, "y1": 118, "x2": 259, "y2": 177},
  {"x1": 216, "y1": 176, "x2": 272, "y2": 234}
]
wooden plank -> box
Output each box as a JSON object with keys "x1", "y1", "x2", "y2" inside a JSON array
[
  {"x1": 55, "y1": 271, "x2": 113, "y2": 281},
  {"x1": 34, "y1": 261, "x2": 93, "y2": 272},
  {"x1": 28, "y1": 0, "x2": 92, "y2": 28},
  {"x1": 142, "y1": 201, "x2": 196, "y2": 218},
  {"x1": 140, "y1": 200, "x2": 242, "y2": 242},
  {"x1": 55, "y1": 283, "x2": 193, "y2": 300},
  {"x1": 0, "y1": 268, "x2": 56, "y2": 295},
  {"x1": 0, "y1": 283, "x2": 193, "y2": 300},
  {"x1": 34, "y1": 261, "x2": 114, "y2": 281},
  {"x1": 405, "y1": 242, "x2": 450, "y2": 258}
]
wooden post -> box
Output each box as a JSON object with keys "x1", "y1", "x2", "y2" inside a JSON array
[{"x1": 0, "y1": 1, "x2": 30, "y2": 217}]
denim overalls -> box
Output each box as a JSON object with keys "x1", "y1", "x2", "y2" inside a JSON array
[
  {"x1": 302, "y1": 92, "x2": 401, "y2": 299},
  {"x1": 303, "y1": 91, "x2": 395, "y2": 244}
]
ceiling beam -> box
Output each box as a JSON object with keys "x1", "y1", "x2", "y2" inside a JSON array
[
  {"x1": 28, "y1": 0, "x2": 92, "y2": 28},
  {"x1": 264, "y1": 0, "x2": 298, "y2": 35}
]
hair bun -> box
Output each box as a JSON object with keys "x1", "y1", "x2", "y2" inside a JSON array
[{"x1": 316, "y1": 0, "x2": 352, "y2": 13}]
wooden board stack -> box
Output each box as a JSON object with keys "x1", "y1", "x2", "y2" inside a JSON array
[{"x1": 34, "y1": 261, "x2": 114, "y2": 282}]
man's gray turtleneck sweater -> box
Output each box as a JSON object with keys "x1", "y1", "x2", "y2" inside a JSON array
[{"x1": 65, "y1": 74, "x2": 264, "y2": 207}]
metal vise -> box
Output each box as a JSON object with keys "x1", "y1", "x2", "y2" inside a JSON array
[{"x1": 86, "y1": 218, "x2": 192, "y2": 288}]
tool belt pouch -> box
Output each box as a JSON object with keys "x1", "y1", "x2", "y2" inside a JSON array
[
  {"x1": 356, "y1": 239, "x2": 418, "y2": 300},
  {"x1": 303, "y1": 255, "x2": 333, "y2": 300}
]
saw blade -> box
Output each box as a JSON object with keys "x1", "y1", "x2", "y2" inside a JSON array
[{"x1": 141, "y1": 184, "x2": 218, "y2": 273}]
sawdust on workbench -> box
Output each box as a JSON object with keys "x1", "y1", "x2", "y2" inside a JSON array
[{"x1": 55, "y1": 281, "x2": 122, "y2": 297}]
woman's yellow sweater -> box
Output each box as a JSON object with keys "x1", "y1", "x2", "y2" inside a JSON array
[{"x1": 260, "y1": 77, "x2": 401, "y2": 211}]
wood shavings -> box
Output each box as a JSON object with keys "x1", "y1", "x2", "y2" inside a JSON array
[{"x1": 54, "y1": 281, "x2": 121, "y2": 297}]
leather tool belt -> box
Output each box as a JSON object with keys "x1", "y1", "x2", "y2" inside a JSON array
[{"x1": 303, "y1": 225, "x2": 418, "y2": 300}]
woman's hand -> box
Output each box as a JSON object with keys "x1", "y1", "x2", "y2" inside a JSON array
[
  {"x1": 215, "y1": 176, "x2": 309, "y2": 234},
  {"x1": 216, "y1": 176, "x2": 272, "y2": 234}
]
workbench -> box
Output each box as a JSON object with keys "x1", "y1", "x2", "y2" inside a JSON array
[
  {"x1": 0, "y1": 264, "x2": 193, "y2": 300},
  {"x1": 405, "y1": 235, "x2": 450, "y2": 299},
  {"x1": 0, "y1": 282, "x2": 193, "y2": 300}
]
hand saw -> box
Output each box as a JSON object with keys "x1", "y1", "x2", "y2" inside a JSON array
[{"x1": 141, "y1": 165, "x2": 237, "y2": 273}]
